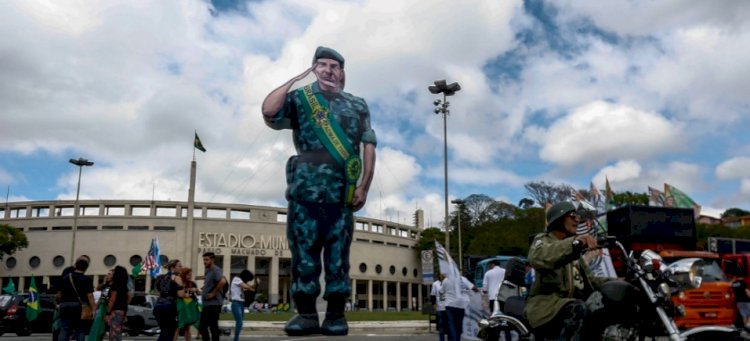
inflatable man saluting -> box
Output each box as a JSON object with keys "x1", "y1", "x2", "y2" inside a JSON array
[{"x1": 261, "y1": 46, "x2": 377, "y2": 336}]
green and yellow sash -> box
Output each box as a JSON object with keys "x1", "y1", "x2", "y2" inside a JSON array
[{"x1": 298, "y1": 84, "x2": 362, "y2": 205}]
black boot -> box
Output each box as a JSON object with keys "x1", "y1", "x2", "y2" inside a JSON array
[
  {"x1": 284, "y1": 296, "x2": 320, "y2": 336},
  {"x1": 321, "y1": 298, "x2": 348, "y2": 336}
]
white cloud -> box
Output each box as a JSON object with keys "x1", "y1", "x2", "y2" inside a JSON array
[
  {"x1": 716, "y1": 157, "x2": 750, "y2": 180},
  {"x1": 743, "y1": 179, "x2": 750, "y2": 196},
  {"x1": 2, "y1": 0, "x2": 750, "y2": 225},
  {"x1": 557, "y1": 0, "x2": 750, "y2": 37},
  {"x1": 539, "y1": 101, "x2": 684, "y2": 168},
  {"x1": 592, "y1": 160, "x2": 642, "y2": 184},
  {"x1": 593, "y1": 160, "x2": 703, "y2": 196}
]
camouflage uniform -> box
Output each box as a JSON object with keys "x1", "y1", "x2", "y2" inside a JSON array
[
  {"x1": 266, "y1": 81, "x2": 377, "y2": 302},
  {"x1": 525, "y1": 232, "x2": 610, "y2": 340}
]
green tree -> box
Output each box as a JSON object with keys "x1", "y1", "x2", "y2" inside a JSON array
[
  {"x1": 518, "y1": 198, "x2": 534, "y2": 209},
  {"x1": 0, "y1": 224, "x2": 28, "y2": 260},
  {"x1": 415, "y1": 227, "x2": 446, "y2": 253},
  {"x1": 722, "y1": 208, "x2": 750, "y2": 218},
  {"x1": 611, "y1": 191, "x2": 648, "y2": 207},
  {"x1": 524, "y1": 181, "x2": 572, "y2": 207}
]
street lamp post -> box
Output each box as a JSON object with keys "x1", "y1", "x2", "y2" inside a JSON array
[
  {"x1": 69, "y1": 157, "x2": 94, "y2": 265},
  {"x1": 451, "y1": 199, "x2": 465, "y2": 273},
  {"x1": 428, "y1": 80, "x2": 461, "y2": 255}
]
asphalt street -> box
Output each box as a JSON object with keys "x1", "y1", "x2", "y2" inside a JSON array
[{"x1": 0, "y1": 334, "x2": 439, "y2": 341}]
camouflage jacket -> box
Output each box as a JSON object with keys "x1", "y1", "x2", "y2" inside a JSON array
[
  {"x1": 265, "y1": 81, "x2": 377, "y2": 203},
  {"x1": 524, "y1": 232, "x2": 610, "y2": 328}
]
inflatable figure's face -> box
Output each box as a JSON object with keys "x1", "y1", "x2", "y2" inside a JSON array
[{"x1": 313, "y1": 58, "x2": 343, "y2": 92}]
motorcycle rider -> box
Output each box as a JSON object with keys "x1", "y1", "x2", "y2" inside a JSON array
[{"x1": 525, "y1": 201, "x2": 613, "y2": 340}]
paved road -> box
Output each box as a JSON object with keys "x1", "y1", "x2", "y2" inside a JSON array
[{"x1": 0, "y1": 334, "x2": 440, "y2": 341}]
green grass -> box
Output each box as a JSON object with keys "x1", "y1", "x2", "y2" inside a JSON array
[{"x1": 220, "y1": 310, "x2": 430, "y2": 322}]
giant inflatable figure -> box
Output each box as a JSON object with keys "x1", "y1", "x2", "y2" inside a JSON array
[{"x1": 261, "y1": 46, "x2": 377, "y2": 336}]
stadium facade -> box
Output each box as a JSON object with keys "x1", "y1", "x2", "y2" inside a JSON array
[{"x1": 0, "y1": 162, "x2": 429, "y2": 311}]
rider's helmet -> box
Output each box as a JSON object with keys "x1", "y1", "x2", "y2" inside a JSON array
[{"x1": 545, "y1": 201, "x2": 576, "y2": 231}]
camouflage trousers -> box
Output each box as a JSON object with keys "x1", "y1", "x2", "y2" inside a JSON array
[{"x1": 287, "y1": 200, "x2": 353, "y2": 302}]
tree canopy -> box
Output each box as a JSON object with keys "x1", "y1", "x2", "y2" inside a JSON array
[
  {"x1": 611, "y1": 191, "x2": 649, "y2": 207},
  {"x1": 0, "y1": 224, "x2": 28, "y2": 260},
  {"x1": 524, "y1": 181, "x2": 572, "y2": 207},
  {"x1": 722, "y1": 208, "x2": 750, "y2": 218}
]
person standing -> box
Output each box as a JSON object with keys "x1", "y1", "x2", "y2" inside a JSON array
[
  {"x1": 732, "y1": 277, "x2": 750, "y2": 327},
  {"x1": 482, "y1": 260, "x2": 505, "y2": 313},
  {"x1": 105, "y1": 266, "x2": 131, "y2": 341},
  {"x1": 153, "y1": 260, "x2": 182, "y2": 341},
  {"x1": 96, "y1": 269, "x2": 114, "y2": 305},
  {"x1": 440, "y1": 273, "x2": 476, "y2": 341},
  {"x1": 200, "y1": 252, "x2": 226, "y2": 341},
  {"x1": 430, "y1": 273, "x2": 447, "y2": 341},
  {"x1": 261, "y1": 46, "x2": 377, "y2": 336},
  {"x1": 177, "y1": 267, "x2": 200, "y2": 341},
  {"x1": 230, "y1": 270, "x2": 256, "y2": 341},
  {"x1": 57, "y1": 257, "x2": 95, "y2": 341}
]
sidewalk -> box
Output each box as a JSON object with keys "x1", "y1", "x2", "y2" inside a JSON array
[{"x1": 219, "y1": 320, "x2": 431, "y2": 335}]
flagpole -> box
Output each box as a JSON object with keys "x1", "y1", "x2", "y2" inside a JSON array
[{"x1": 193, "y1": 130, "x2": 197, "y2": 161}]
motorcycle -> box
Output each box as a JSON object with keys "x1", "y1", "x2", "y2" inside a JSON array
[{"x1": 478, "y1": 236, "x2": 742, "y2": 341}]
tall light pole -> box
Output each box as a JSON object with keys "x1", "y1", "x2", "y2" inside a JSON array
[
  {"x1": 428, "y1": 79, "x2": 461, "y2": 255},
  {"x1": 69, "y1": 157, "x2": 94, "y2": 265},
  {"x1": 451, "y1": 198, "x2": 465, "y2": 272}
]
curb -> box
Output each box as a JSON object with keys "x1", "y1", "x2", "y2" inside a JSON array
[{"x1": 219, "y1": 320, "x2": 431, "y2": 335}]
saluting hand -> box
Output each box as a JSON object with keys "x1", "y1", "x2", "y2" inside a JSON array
[{"x1": 292, "y1": 64, "x2": 315, "y2": 82}]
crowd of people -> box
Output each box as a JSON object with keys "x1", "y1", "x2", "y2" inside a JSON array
[{"x1": 52, "y1": 251, "x2": 259, "y2": 341}]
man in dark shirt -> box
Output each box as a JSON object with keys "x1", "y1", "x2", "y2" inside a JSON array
[
  {"x1": 200, "y1": 252, "x2": 226, "y2": 341},
  {"x1": 57, "y1": 257, "x2": 94, "y2": 341}
]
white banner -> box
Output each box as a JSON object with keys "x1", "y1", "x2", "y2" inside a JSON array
[{"x1": 421, "y1": 250, "x2": 434, "y2": 285}]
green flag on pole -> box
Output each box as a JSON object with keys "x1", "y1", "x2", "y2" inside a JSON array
[
  {"x1": 664, "y1": 183, "x2": 701, "y2": 216},
  {"x1": 2, "y1": 278, "x2": 15, "y2": 294},
  {"x1": 131, "y1": 262, "x2": 143, "y2": 278},
  {"x1": 25, "y1": 276, "x2": 39, "y2": 321},
  {"x1": 194, "y1": 132, "x2": 207, "y2": 152}
]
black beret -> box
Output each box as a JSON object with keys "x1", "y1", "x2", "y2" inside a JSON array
[{"x1": 313, "y1": 46, "x2": 345, "y2": 68}]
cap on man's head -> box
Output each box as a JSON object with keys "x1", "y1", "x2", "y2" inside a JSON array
[{"x1": 313, "y1": 46, "x2": 345, "y2": 68}]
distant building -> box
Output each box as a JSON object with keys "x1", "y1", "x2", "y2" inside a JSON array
[{"x1": 697, "y1": 215, "x2": 722, "y2": 225}]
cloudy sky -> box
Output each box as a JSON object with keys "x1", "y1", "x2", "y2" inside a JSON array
[{"x1": 1, "y1": 0, "x2": 749, "y2": 225}]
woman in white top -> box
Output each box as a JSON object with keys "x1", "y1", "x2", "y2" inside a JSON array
[{"x1": 230, "y1": 270, "x2": 256, "y2": 341}]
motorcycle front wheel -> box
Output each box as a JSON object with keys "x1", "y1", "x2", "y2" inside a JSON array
[{"x1": 478, "y1": 325, "x2": 534, "y2": 341}]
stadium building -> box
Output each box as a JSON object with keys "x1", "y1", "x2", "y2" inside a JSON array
[{"x1": 0, "y1": 161, "x2": 430, "y2": 311}]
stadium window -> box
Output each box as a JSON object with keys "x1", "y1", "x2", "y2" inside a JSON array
[
  {"x1": 156, "y1": 207, "x2": 177, "y2": 217},
  {"x1": 31, "y1": 207, "x2": 49, "y2": 217},
  {"x1": 105, "y1": 206, "x2": 125, "y2": 216},
  {"x1": 230, "y1": 210, "x2": 250, "y2": 220},
  {"x1": 131, "y1": 206, "x2": 150, "y2": 216}
]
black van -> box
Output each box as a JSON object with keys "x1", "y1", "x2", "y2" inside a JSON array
[{"x1": 0, "y1": 293, "x2": 57, "y2": 336}]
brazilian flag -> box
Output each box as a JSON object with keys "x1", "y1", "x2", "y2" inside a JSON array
[
  {"x1": 194, "y1": 132, "x2": 207, "y2": 152},
  {"x1": 26, "y1": 277, "x2": 39, "y2": 321},
  {"x1": 88, "y1": 301, "x2": 107, "y2": 341}
]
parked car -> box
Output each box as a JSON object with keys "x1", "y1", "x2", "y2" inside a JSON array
[
  {"x1": 0, "y1": 293, "x2": 56, "y2": 336},
  {"x1": 125, "y1": 293, "x2": 159, "y2": 336}
]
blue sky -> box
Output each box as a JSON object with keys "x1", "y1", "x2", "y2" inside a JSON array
[{"x1": 1, "y1": 0, "x2": 749, "y2": 225}]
